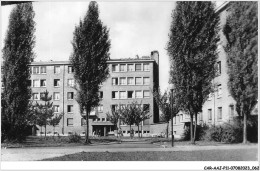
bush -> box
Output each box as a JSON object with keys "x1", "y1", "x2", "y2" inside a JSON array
[
  {"x1": 182, "y1": 123, "x2": 209, "y2": 141},
  {"x1": 68, "y1": 133, "x2": 81, "y2": 143},
  {"x1": 204, "y1": 119, "x2": 243, "y2": 143}
]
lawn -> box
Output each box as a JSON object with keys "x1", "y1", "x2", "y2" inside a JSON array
[
  {"x1": 1, "y1": 136, "x2": 120, "y2": 148},
  {"x1": 1, "y1": 136, "x2": 237, "y2": 148},
  {"x1": 42, "y1": 148, "x2": 258, "y2": 161}
]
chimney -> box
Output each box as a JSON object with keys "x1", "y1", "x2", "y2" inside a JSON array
[{"x1": 151, "y1": 50, "x2": 159, "y2": 88}]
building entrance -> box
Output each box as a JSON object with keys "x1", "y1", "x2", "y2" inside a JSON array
[{"x1": 92, "y1": 125, "x2": 114, "y2": 137}]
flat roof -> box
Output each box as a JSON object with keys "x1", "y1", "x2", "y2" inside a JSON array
[{"x1": 30, "y1": 58, "x2": 155, "y2": 66}]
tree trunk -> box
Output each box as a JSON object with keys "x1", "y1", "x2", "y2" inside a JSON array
[
  {"x1": 141, "y1": 122, "x2": 143, "y2": 138},
  {"x1": 130, "y1": 125, "x2": 131, "y2": 138},
  {"x1": 116, "y1": 125, "x2": 118, "y2": 138},
  {"x1": 138, "y1": 124, "x2": 140, "y2": 138},
  {"x1": 243, "y1": 112, "x2": 248, "y2": 144},
  {"x1": 40, "y1": 126, "x2": 42, "y2": 138},
  {"x1": 190, "y1": 114, "x2": 194, "y2": 144},
  {"x1": 44, "y1": 124, "x2": 46, "y2": 139},
  {"x1": 166, "y1": 122, "x2": 169, "y2": 138},
  {"x1": 193, "y1": 113, "x2": 197, "y2": 144},
  {"x1": 85, "y1": 110, "x2": 90, "y2": 144}
]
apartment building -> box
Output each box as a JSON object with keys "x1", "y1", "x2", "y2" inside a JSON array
[
  {"x1": 201, "y1": 2, "x2": 238, "y2": 126},
  {"x1": 28, "y1": 51, "x2": 159, "y2": 136}
]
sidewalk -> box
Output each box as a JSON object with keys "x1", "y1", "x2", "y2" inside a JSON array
[{"x1": 1, "y1": 142, "x2": 257, "y2": 161}]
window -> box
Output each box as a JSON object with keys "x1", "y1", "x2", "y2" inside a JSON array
[
  {"x1": 127, "y1": 64, "x2": 134, "y2": 71},
  {"x1": 119, "y1": 77, "x2": 126, "y2": 85},
  {"x1": 112, "y1": 78, "x2": 118, "y2": 85},
  {"x1": 135, "y1": 77, "x2": 142, "y2": 85},
  {"x1": 53, "y1": 92, "x2": 60, "y2": 100},
  {"x1": 68, "y1": 66, "x2": 74, "y2": 73},
  {"x1": 217, "y1": 84, "x2": 222, "y2": 97},
  {"x1": 218, "y1": 107, "x2": 222, "y2": 120},
  {"x1": 112, "y1": 91, "x2": 119, "y2": 99},
  {"x1": 99, "y1": 91, "x2": 103, "y2": 99},
  {"x1": 120, "y1": 64, "x2": 126, "y2": 72},
  {"x1": 127, "y1": 77, "x2": 134, "y2": 85},
  {"x1": 54, "y1": 66, "x2": 60, "y2": 74},
  {"x1": 119, "y1": 91, "x2": 126, "y2": 99},
  {"x1": 208, "y1": 93, "x2": 213, "y2": 101},
  {"x1": 143, "y1": 104, "x2": 150, "y2": 112},
  {"x1": 33, "y1": 80, "x2": 40, "y2": 87},
  {"x1": 127, "y1": 91, "x2": 134, "y2": 98},
  {"x1": 41, "y1": 66, "x2": 46, "y2": 74},
  {"x1": 229, "y1": 105, "x2": 234, "y2": 117},
  {"x1": 200, "y1": 112, "x2": 203, "y2": 121},
  {"x1": 217, "y1": 61, "x2": 221, "y2": 75},
  {"x1": 135, "y1": 64, "x2": 142, "y2": 71},
  {"x1": 67, "y1": 105, "x2": 73, "y2": 113},
  {"x1": 143, "y1": 63, "x2": 149, "y2": 71},
  {"x1": 40, "y1": 92, "x2": 45, "y2": 99},
  {"x1": 54, "y1": 105, "x2": 60, "y2": 113},
  {"x1": 112, "y1": 105, "x2": 118, "y2": 111},
  {"x1": 40, "y1": 79, "x2": 46, "y2": 87},
  {"x1": 81, "y1": 118, "x2": 86, "y2": 126},
  {"x1": 97, "y1": 118, "x2": 101, "y2": 122},
  {"x1": 143, "y1": 90, "x2": 150, "y2": 98},
  {"x1": 102, "y1": 118, "x2": 105, "y2": 122},
  {"x1": 67, "y1": 118, "x2": 73, "y2": 126},
  {"x1": 143, "y1": 77, "x2": 150, "y2": 85},
  {"x1": 208, "y1": 109, "x2": 212, "y2": 121},
  {"x1": 98, "y1": 105, "x2": 103, "y2": 112},
  {"x1": 32, "y1": 93, "x2": 39, "y2": 100},
  {"x1": 68, "y1": 79, "x2": 75, "y2": 87},
  {"x1": 32, "y1": 67, "x2": 40, "y2": 74},
  {"x1": 120, "y1": 104, "x2": 126, "y2": 110},
  {"x1": 180, "y1": 114, "x2": 183, "y2": 121},
  {"x1": 54, "y1": 79, "x2": 60, "y2": 87},
  {"x1": 67, "y1": 92, "x2": 74, "y2": 100},
  {"x1": 112, "y1": 64, "x2": 119, "y2": 72},
  {"x1": 135, "y1": 90, "x2": 142, "y2": 98}
]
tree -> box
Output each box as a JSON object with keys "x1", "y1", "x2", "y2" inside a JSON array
[
  {"x1": 1, "y1": 2, "x2": 35, "y2": 142},
  {"x1": 132, "y1": 102, "x2": 151, "y2": 138},
  {"x1": 153, "y1": 88, "x2": 172, "y2": 138},
  {"x1": 224, "y1": 2, "x2": 258, "y2": 144},
  {"x1": 106, "y1": 106, "x2": 122, "y2": 137},
  {"x1": 49, "y1": 113, "x2": 63, "y2": 137},
  {"x1": 167, "y1": 1, "x2": 220, "y2": 144},
  {"x1": 34, "y1": 90, "x2": 55, "y2": 138},
  {"x1": 70, "y1": 1, "x2": 110, "y2": 144},
  {"x1": 120, "y1": 104, "x2": 136, "y2": 137},
  {"x1": 138, "y1": 103, "x2": 151, "y2": 138}
]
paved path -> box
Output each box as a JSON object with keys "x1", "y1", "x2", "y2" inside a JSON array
[{"x1": 1, "y1": 142, "x2": 258, "y2": 161}]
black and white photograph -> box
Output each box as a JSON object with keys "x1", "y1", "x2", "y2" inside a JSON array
[{"x1": 1, "y1": 1, "x2": 258, "y2": 170}]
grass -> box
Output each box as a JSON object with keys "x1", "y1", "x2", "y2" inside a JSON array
[
  {"x1": 1, "y1": 136, "x2": 120, "y2": 148},
  {"x1": 2, "y1": 136, "x2": 250, "y2": 148},
  {"x1": 42, "y1": 148, "x2": 258, "y2": 161}
]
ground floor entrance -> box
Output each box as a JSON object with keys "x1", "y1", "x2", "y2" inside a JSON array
[{"x1": 92, "y1": 125, "x2": 115, "y2": 137}]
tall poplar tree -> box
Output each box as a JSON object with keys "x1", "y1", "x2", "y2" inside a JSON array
[
  {"x1": 167, "y1": 1, "x2": 219, "y2": 144},
  {"x1": 70, "y1": 1, "x2": 110, "y2": 144},
  {"x1": 2, "y1": 2, "x2": 35, "y2": 142},
  {"x1": 224, "y1": 2, "x2": 258, "y2": 144}
]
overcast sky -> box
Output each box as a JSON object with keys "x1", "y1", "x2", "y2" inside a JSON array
[{"x1": 1, "y1": 1, "x2": 224, "y2": 91}]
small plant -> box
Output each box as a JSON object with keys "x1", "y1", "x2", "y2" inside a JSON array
[
  {"x1": 68, "y1": 133, "x2": 81, "y2": 143},
  {"x1": 182, "y1": 123, "x2": 209, "y2": 141}
]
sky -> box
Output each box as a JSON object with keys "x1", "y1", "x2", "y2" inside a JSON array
[{"x1": 1, "y1": 1, "x2": 224, "y2": 92}]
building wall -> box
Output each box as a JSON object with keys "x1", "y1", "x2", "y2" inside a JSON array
[
  {"x1": 202, "y1": 2, "x2": 237, "y2": 126},
  {"x1": 29, "y1": 52, "x2": 159, "y2": 136}
]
